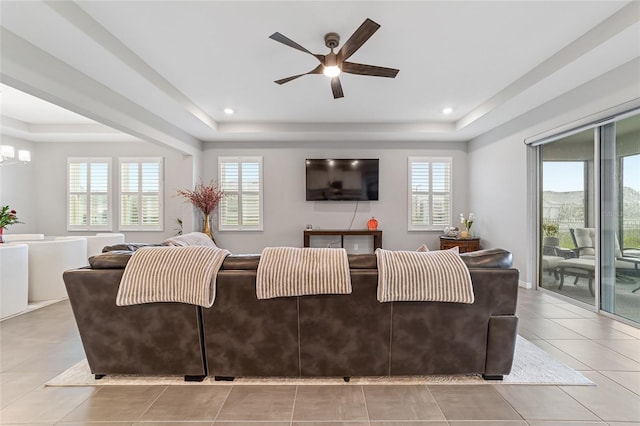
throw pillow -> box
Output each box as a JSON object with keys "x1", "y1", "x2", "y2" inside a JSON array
[
  {"x1": 163, "y1": 232, "x2": 217, "y2": 248},
  {"x1": 416, "y1": 244, "x2": 429, "y2": 252}
]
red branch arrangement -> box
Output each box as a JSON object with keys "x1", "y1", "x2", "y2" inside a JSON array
[{"x1": 176, "y1": 180, "x2": 225, "y2": 215}]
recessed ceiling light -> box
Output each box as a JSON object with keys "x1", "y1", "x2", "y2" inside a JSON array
[
  {"x1": 442, "y1": 107, "x2": 453, "y2": 115},
  {"x1": 223, "y1": 108, "x2": 234, "y2": 115}
]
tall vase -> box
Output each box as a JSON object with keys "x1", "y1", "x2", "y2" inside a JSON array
[
  {"x1": 0, "y1": 227, "x2": 4, "y2": 244},
  {"x1": 202, "y1": 213, "x2": 213, "y2": 240}
]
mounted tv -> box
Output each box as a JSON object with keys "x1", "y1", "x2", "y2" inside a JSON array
[{"x1": 305, "y1": 159, "x2": 379, "y2": 201}]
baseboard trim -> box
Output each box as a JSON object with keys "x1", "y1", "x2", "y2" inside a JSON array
[{"x1": 518, "y1": 280, "x2": 532, "y2": 289}]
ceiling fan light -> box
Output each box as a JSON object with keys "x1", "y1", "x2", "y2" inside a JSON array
[{"x1": 323, "y1": 65, "x2": 341, "y2": 78}]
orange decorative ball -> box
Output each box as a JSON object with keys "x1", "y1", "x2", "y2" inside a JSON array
[{"x1": 367, "y1": 217, "x2": 378, "y2": 230}]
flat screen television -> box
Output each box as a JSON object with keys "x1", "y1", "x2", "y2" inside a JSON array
[{"x1": 305, "y1": 158, "x2": 379, "y2": 201}]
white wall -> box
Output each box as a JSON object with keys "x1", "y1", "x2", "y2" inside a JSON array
[
  {"x1": 2, "y1": 139, "x2": 199, "y2": 243},
  {"x1": 468, "y1": 58, "x2": 640, "y2": 287},
  {"x1": 203, "y1": 140, "x2": 468, "y2": 254},
  {"x1": 0, "y1": 136, "x2": 37, "y2": 234}
]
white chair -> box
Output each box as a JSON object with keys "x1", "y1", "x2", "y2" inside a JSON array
[
  {"x1": 2, "y1": 233, "x2": 45, "y2": 242},
  {"x1": 86, "y1": 233, "x2": 125, "y2": 257},
  {"x1": 21, "y1": 238, "x2": 87, "y2": 302},
  {"x1": 0, "y1": 243, "x2": 29, "y2": 319},
  {"x1": 55, "y1": 233, "x2": 125, "y2": 258}
]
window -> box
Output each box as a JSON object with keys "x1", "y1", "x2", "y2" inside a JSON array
[
  {"x1": 67, "y1": 158, "x2": 112, "y2": 230},
  {"x1": 218, "y1": 156, "x2": 263, "y2": 231},
  {"x1": 119, "y1": 157, "x2": 163, "y2": 231},
  {"x1": 408, "y1": 157, "x2": 452, "y2": 230}
]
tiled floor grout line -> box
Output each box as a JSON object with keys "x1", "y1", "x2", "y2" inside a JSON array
[
  {"x1": 547, "y1": 317, "x2": 640, "y2": 340},
  {"x1": 422, "y1": 384, "x2": 447, "y2": 423},
  {"x1": 211, "y1": 384, "x2": 233, "y2": 423},
  {"x1": 590, "y1": 339, "x2": 640, "y2": 365},
  {"x1": 359, "y1": 385, "x2": 371, "y2": 423},
  {"x1": 290, "y1": 384, "x2": 298, "y2": 425},
  {"x1": 555, "y1": 379, "x2": 609, "y2": 424},
  {"x1": 544, "y1": 338, "x2": 640, "y2": 371},
  {"x1": 598, "y1": 370, "x2": 640, "y2": 397},
  {"x1": 488, "y1": 382, "x2": 528, "y2": 424},
  {"x1": 135, "y1": 384, "x2": 169, "y2": 422}
]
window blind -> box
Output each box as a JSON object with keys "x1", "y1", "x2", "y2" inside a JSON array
[
  {"x1": 119, "y1": 158, "x2": 163, "y2": 231},
  {"x1": 408, "y1": 157, "x2": 452, "y2": 230},
  {"x1": 219, "y1": 156, "x2": 263, "y2": 231},
  {"x1": 67, "y1": 158, "x2": 111, "y2": 230}
]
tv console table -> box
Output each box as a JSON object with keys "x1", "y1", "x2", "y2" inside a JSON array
[{"x1": 304, "y1": 229, "x2": 382, "y2": 251}]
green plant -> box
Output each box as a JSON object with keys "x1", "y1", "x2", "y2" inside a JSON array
[
  {"x1": 542, "y1": 221, "x2": 559, "y2": 237},
  {"x1": 174, "y1": 218, "x2": 183, "y2": 236},
  {"x1": 0, "y1": 205, "x2": 22, "y2": 228}
]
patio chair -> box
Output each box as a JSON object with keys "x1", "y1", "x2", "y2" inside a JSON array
[{"x1": 567, "y1": 228, "x2": 640, "y2": 292}]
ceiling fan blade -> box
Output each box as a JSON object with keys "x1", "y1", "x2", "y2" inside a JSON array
[
  {"x1": 342, "y1": 61, "x2": 399, "y2": 78},
  {"x1": 337, "y1": 18, "x2": 380, "y2": 63},
  {"x1": 331, "y1": 77, "x2": 344, "y2": 99},
  {"x1": 274, "y1": 64, "x2": 324, "y2": 85},
  {"x1": 270, "y1": 32, "x2": 324, "y2": 62}
]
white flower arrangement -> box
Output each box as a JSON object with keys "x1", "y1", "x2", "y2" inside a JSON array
[{"x1": 460, "y1": 212, "x2": 475, "y2": 231}]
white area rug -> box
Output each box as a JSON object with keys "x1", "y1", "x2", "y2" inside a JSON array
[{"x1": 46, "y1": 336, "x2": 593, "y2": 387}]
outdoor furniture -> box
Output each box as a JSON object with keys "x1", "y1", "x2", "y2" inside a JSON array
[
  {"x1": 560, "y1": 228, "x2": 640, "y2": 294},
  {"x1": 556, "y1": 258, "x2": 595, "y2": 296}
]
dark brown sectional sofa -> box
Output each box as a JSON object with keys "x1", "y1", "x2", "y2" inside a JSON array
[{"x1": 62, "y1": 247, "x2": 519, "y2": 382}]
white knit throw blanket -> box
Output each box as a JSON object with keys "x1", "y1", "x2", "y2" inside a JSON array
[
  {"x1": 376, "y1": 248, "x2": 474, "y2": 303},
  {"x1": 116, "y1": 246, "x2": 230, "y2": 308},
  {"x1": 163, "y1": 232, "x2": 217, "y2": 247},
  {"x1": 256, "y1": 247, "x2": 352, "y2": 299}
]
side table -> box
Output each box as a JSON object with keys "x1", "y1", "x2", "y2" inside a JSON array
[{"x1": 439, "y1": 236, "x2": 481, "y2": 253}]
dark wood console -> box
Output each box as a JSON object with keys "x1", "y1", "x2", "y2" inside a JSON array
[
  {"x1": 439, "y1": 236, "x2": 481, "y2": 253},
  {"x1": 304, "y1": 229, "x2": 382, "y2": 251}
]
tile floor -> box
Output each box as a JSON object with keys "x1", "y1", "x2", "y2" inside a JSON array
[
  {"x1": 539, "y1": 272, "x2": 640, "y2": 323},
  {"x1": 1, "y1": 288, "x2": 639, "y2": 425}
]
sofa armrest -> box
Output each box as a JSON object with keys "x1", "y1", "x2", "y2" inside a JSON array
[{"x1": 484, "y1": 315, "x2": 519, "y2": 378}]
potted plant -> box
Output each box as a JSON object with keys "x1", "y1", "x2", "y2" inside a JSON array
[
  {"x1": 542, "y1": 221, "x2": 560, "y2": 247},
  {"x1": 177, "y1": 181, "x2": 224, "y2": 240},
  {"x1": 0, "y1": 205, "x2": 23, "y2": 244}
]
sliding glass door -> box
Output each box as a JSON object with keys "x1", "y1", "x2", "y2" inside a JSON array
[
  {"x1": 537, "y1": 111, "x2": 640, "y2": 324},
  {"x1": 540, "y1": 130, "x2": 595, "y2": 306},
  {"x1": 600, "y1": 114, "x2": 640, "y2": 322}
]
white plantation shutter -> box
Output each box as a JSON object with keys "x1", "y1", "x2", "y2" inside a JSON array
[
  {"x1": 119, "y1": 158, "x2": 163, "y2": 231},
  {"x1": 219, "y1": 156, "x2": 263, "y2": 231},
  {"x1": 408, "y1": 157, "x2": 452, "y2": 230},
  {"x1": 68, "y1": 158, "x2": 112, "y2": 230}
]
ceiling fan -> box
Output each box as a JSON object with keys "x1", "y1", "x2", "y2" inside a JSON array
[{"x1": 269, "y1": 18, "x2": 399, "y2": 99}]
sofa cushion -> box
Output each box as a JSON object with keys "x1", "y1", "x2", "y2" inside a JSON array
[
  {"x1": 102, "y1": 243, "x2": 161, "y2": 253},
  {"x1": 347, "y1": 254, "x2": 377, "y2": 269},
  {"x1": 89, "y1": 250, "x2": 134, "y2": 269},
  {"x1": 460, "y1": 248, "x2": 512, "y2": 268},
  {"x1": 221, "y1": 254, "x2": 261, "y2": 270}
]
